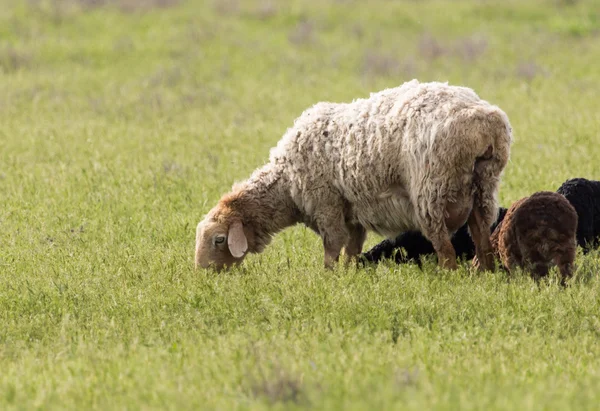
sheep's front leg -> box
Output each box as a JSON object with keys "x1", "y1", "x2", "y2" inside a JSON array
[
  {"x1": 344, "y1": 223, "x2": 367, "y2": 262},
  {"x1": 555, "y1": 244, "x2": 576, "y2": 287},
  {"x1": 323, "y1": 234, "x2": 346, "y2": 269},
  {"x1": 317, "y1": 210, "x2": 350, "y2": 269},
  {"x1": 467, "y1": 206, "x2": 495, "y2": 272},
  {"x1": 557, "y1": 262, "x2": 574, "y2": 287},
  {"x1": 530, "y1": 262, "x2": 550, "y2": 283},
  {"x1": 577, "y1": 223, "x2": 595, "y2": 254}
]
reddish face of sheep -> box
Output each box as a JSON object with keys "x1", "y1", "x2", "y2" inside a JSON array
[
  {"x1": 195, "y1": 205, "x2": 253, "y2": 271},
  {"x1": 487, "y1": 191, "x2": 578, "y2": 284}
]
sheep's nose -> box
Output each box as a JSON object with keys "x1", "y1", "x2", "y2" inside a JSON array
[
  {"x1": 195, "y1": 258, "x2": 211, "y2": 269},
  {"x1": 199, "y1": 260, "x2": 226, "y2": 272}
]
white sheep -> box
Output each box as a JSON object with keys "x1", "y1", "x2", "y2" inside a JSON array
[{"x1": 195, "y1": 79, "x2": 513, "y2": 271}]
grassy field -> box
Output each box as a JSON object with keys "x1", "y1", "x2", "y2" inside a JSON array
[{"x1": 1, "y1": 0, "x2": 600, "y2": 409}]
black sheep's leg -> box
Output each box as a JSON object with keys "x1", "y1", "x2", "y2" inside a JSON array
[
  {"x1": 578, "y1": 224, "x2": 595, "y2": 254},
  {"x1": 451, "y1": 224, "x2": 476, "y2": 261}
]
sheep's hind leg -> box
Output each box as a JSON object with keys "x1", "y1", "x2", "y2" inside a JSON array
[
  {"x1": 467, "y1": 206, "x2": 495, "y2": 272},
  {"x1": 434, "y1": 237, "x2": 458, "y2": 270},
  {"x1": 419, "y1": 215, "x2": 457, "y2": 269},
  {"x1": 422, "y1": 229, "x2": 457, "y2": 270}
]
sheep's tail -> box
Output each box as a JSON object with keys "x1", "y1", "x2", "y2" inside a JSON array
[{"x1": 468, "y1": 106, "x2": 513, "y2": 229}]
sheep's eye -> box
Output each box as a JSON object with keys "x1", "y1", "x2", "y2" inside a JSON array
[{"x1": 214, "y1": 235, "x2": 226, "y2": 245}]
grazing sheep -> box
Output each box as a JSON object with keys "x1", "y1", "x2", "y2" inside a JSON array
[
  {"x1": 556, "y1": 178, "x2": 600, "y2": 252},
  {"x1": 476, "y1": 191, "x2": 578, "y2": 284},
  {"x1": 361, "y1": 207, "x2": 508, "y2": 266},
  {"x1": 195, "y1": 80, "x2": 513, "y2": 271}
]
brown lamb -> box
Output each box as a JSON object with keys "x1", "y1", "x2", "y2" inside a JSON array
[{"x1": 479, "y1": 191, "x2": 578, "y2": 284}]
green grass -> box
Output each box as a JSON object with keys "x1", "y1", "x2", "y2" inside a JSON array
[{"x1": 1, "y1": 0, "x2": 600, "y2": 409}]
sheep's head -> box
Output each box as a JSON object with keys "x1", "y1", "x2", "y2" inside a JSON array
[{"x1": 195, "y1": 205, "x2": 250, "y2": 271}]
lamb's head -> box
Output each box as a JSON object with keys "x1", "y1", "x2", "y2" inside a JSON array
[{"x1": 195, "y1": 204, "x2": 250, "y2": 271}]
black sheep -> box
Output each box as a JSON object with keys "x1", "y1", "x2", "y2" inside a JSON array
[
  {"x1": 361, "y1": 207, "x2": 508, "y2": 266},
  {"x1": 556, "y1": 178, "x2": 600, "y2": 253}
]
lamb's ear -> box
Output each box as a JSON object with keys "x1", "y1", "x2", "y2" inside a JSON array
[{"x1": 228, "y1": 220, "x2": 248, "y2": 258}]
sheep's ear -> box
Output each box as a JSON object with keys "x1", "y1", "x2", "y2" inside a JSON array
[{"x1": 228, "y1": 220, "x2": 248, "y2": 258}]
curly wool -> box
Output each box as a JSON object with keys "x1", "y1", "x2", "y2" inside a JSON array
[
  {"x1": 489, "y1": 192, "x2": 577, "y2": 283},
  {"x1": 556, "y1": 178, "x2": 600, "y2": 252}
]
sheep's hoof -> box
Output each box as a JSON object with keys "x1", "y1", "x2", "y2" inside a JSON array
[
  {"x1": 345, "y1": 255, "x2": 364, "y2": 268},
  {"x1": 324, "y1": 257, "x2": 341, "y2": 270},
  {"x1": 439, "y1": 258, "x2": 458, "y2": 270},
  {"x1": 476, "y1": 264, "x2": 489, "y2": 273},
  {"x1": 472, "y1": 255, "x2": 497, "y2": 273},
  {"x1": 472, "y1": 250, "x2": 494, "y2": 272}
]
